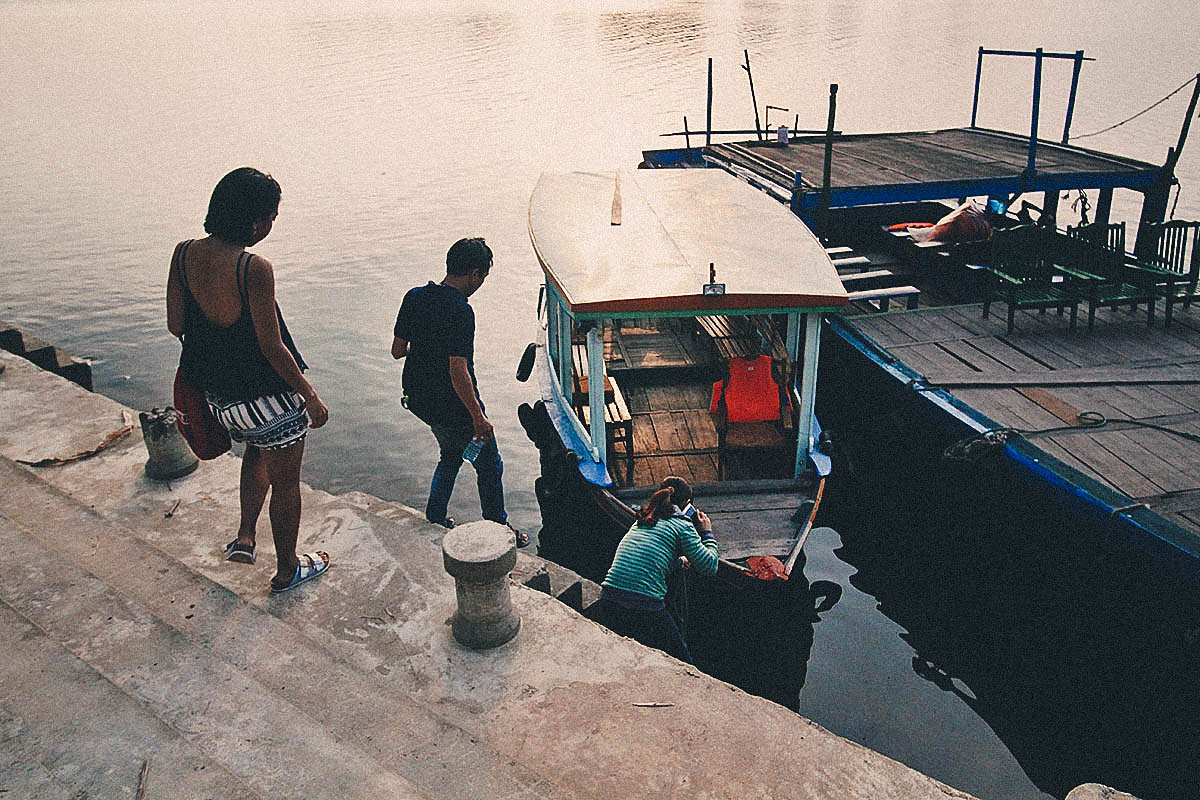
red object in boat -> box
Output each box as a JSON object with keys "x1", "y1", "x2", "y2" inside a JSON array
[
  {"x1": 887, "y1": 222, "x2": 934, "y2": 231},
  {"x1": 745, "y1": 555, "x2": 788, "y2": 581}
]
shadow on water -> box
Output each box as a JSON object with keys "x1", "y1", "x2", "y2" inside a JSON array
[{"x1": 813, "y1": 431, "x2": 1200, "y2": 800}]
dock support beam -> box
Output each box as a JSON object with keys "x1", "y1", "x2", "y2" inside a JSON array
[
  {"x1": 1137, "y1": 76, "x2": 1200, "y2": 257},
  {"x1": 1027, "y1": 48, "x2": 1044, "y2": 178},
  {"x1": 705, "y1": 58, "x2": 713, "y2": 148},
  {"x1": 970, "y1": 46, "x2": 984, "y2": 128},
  {"x1": 1061, "y1": 50, "x2": 1085, "y2": 144},
  {"x1": 820, "y1": 84, "x2": 838, "y2": 241},
  {"x1": 742, "y1": 50, "x2": 763, "y2": 141},
  {"x1": 1095, "y1": 188, "x2": 1113, "y2": 227},
  {"x1": 790, "y1": 171, "x2": 804, "y2": 216}
]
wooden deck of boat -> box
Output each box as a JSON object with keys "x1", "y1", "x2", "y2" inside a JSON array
[
  {"x1": 706, "y1": 127, "x2": 1157, "y2": 199},
  {"x1": 849, "y1": 303, "x2": 1200, "y2": 537},
  {"x1": 622, "y1": 381, "x2": 719, "y2": 487}
]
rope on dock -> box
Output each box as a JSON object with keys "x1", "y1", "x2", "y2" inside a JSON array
[
  {"x1": 943, "y1": 410, "x2": 1200, "y2": 463},
  {"x1": 1073, "y1": 73, "x2": 1199, "y2": 140}
]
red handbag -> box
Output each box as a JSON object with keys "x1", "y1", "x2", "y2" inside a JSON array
[{"x1": 173, "y1": 368, "x2": 231, "y2": 459}]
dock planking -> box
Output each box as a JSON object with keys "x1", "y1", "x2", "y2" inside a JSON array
[
  {"x1": 708, "y1": 128, "x2": 1155, "y2": 199},
  {"x1": 849, "y1": 302, "x2": 1200, "y2": 529}
]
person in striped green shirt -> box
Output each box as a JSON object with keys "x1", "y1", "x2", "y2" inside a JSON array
[{"x1": 592, "y1": 476, "x2": 719, "y2": 663}]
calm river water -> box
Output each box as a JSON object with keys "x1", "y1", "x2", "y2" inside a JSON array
[{"x1": 4, "y1": 1, "x2": 1199, "y2": 797}]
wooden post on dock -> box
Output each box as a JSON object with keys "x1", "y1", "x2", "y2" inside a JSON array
[
  {"x1": 1135, "y1": 73, "x2": 1200, "y2": 258},
  {"x1": 820, "y1": 84, "x2": 838, "y2": 241},
  {"x1": 970, "y1": 46, "x2": 984, "y2": 128},
  {"x1": 1027, "y1": 48, "x2": 1044, "y2": 178},
  {"x1": 1061, "y1": 50, "x2": 1085, "y2": 144},
  {"x1": 742, "y1": 50, "x2": 764, "y2": 141},
  {"x1": 706, "y1": 58, "x2": 713, "y2": 148}
]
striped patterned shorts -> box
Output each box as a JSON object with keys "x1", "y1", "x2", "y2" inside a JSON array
[{"x1": 206, "y1": 390, "x2": 308, "y2": 450}]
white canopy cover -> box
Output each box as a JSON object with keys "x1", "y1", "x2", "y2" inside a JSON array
[{"x1": 529, "y1": 169, "x2": 847, "y2": 317}]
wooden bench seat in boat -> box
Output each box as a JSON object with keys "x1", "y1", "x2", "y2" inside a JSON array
[
  {"x1": 573, "y1": 343, "x2": 633, "y2": 482},
  {"x1": 831, "y1": 254, "x2": 873, "y2": 271},
  {"x1": 846, "y1": 285, "x2": 920, "y2": 311},
  {"x1": 839, "y1": 268, "x2": 900, "y2": 290},
  {"x1": 695, "y1": 315, "x2": 760, "y2": 360}
]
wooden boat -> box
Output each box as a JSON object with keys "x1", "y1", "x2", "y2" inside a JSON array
[
  {"x1": 516, "y1": 169, "x2": 847, "y2": 588},
  {"x1": 633, "y1": 48, "x2": 1200, "y2": 581}
]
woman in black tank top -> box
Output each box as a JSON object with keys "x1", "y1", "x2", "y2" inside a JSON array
[{"x1": 167, "y1": 167, "x2": 331, "y2": 594}]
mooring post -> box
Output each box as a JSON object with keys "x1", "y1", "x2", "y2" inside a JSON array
[
  {"x1": 1061, "y1": 50, "x2": 1085, "y2": 144},
  {"x1": 1137, "y1": 76, "x2": 1200, "y2": 257},
  {"x1": 139, "y1": 408, "x2": 198, "y2": 480},
  {"x1": 820, "y1": 83, "x2": 838, "y2": 240},
  {"x1": 443, "y1": 521, "x2": 521, "y2": 650},
  {"x1": 1027, "y1": 48, "x2": 1044, "y2": 178},
  {"x1": 683, "y1": 115, "x2": 691, "y2": 150},
  {"x1": 706, "y1": 58, "x2": 713, "y2": 148},
  {"x1": 970, "y1": 46, "x2": 984, "y2": 128},
  {"x1": 742, "y1": 49, "x2": 763, "y2": 141}
]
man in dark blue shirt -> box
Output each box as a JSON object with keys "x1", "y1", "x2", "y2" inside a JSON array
[{"x1": 391, "y1": 237, "x2": 527, "y2": 547}]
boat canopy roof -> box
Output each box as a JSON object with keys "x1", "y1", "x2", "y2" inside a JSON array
[{"x1": 529, "y1": 169, "x2": 848, "y2": 318}]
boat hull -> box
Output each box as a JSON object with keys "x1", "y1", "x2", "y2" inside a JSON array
[{"x1": 819, "y1": 315, "x2": 1200, "y2": 582}]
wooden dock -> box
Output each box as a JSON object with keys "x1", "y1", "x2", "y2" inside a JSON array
[
  {"x1": 848, "y1": 302, "x2": 1200, "y2": 537},
  {"x1": 703, "y1": 127, "x2": 1160, "y2": 212}
]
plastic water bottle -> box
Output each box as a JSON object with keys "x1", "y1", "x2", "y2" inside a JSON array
[{"x1": 462, "y1": 437, "x2": 485, "y2": 463}]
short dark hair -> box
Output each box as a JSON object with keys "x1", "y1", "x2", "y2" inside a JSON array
[
  {"x1": 204, "y1": 167, "x2": 281, "y2": 245},
  {"x1": 446, "y1": 237, "x2": 492, "y2": 276}
]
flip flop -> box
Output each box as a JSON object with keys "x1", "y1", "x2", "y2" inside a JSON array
[
  {"x1": 507, "y1": 523, "x2": 530, "y2": 549},
  {"x1": 270, "y1": 551, "x2": 330, "y2": 594},
  {"x1": 225, "y1": 539, "x2": 256, "y2": 564}
]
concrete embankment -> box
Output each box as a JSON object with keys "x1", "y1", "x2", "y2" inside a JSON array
[{"x1": 0, "y1": 348, "x2": 1137, "y2": 799}]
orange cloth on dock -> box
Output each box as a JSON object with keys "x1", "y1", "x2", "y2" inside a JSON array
[{"x1": 709, "y1": 354, "x2": 780, "y2": 423}]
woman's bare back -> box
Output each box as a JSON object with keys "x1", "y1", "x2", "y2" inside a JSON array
[{"x1": 181, "y1": 237, "x2": 249, "y2": 328}]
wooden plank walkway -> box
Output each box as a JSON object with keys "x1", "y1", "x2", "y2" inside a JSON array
[
  {"x1": 849, "y1": 302, "x2": 1200, "y2": 537},
  {"x1": 707, "y1": 127, "x2": 1157, "y2": 199}
]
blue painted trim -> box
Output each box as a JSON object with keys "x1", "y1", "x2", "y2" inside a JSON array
[
  {"x1": 794, "y1": 172, "x2": 1159, "y2": 211},
  {"x1": 829, "y1": 314, "x2": 1200, "y2": 581},
  {"x1": 534, "y1": 332, "x2": 612, "y2": 487}
]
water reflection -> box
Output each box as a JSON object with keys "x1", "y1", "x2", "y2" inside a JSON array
[
  {"x1": 826, "y1": 450, "x2": 1200, "y2": 800},
  {"x1": 597, "y1": 10, "x2": 708, "y2": 60},
  {"x1": 684, "y1": 564, "x2": 842, "y2": 709}
]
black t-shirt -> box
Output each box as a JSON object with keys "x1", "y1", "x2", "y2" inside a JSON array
[{"x1": 394, "y1": 281, "x2": 479, "y2": 426}]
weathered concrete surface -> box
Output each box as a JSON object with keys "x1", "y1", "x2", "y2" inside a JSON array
[
  {"x1": 0, "y1": 350, "x2": 979, "y2": 799},
  {"x1": 1065, "y1": 784, "x2": 1143, "y2": 800}
]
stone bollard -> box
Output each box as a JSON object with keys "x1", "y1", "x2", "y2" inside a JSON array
[
  {"x1": 139, "y1": 408, "x2": 199, "y2": 480},
  {"x1": 442, "y1": 521, "x2": 521, "y2": 650}
]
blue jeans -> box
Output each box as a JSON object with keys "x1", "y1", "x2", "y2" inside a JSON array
[
  {"x1": 589, "y1": 591, "x2": 693, "y2": 664},
  {"x1": 426, "y1": 422, "x2": 507, "y2": 526}
]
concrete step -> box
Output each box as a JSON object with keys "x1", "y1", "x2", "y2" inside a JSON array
[
  {"x1": 0, "y1": 353, "x2": 981, "y2": 800},
  {"x1": 0, "y1": 508, "x2": 435, "y2": 800},
  {"x1": 0, "y1": 601, "x2": 262, "y2": 800},
  {"x1": 0, "y1": 457, "x2": 562, "y2": 800},
  {"x1": 0, "y1": 319, "x2": 92, "y2": 390},
  {"x1": 338, "y1": 490, "x2": 601, "y2": 612}
]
